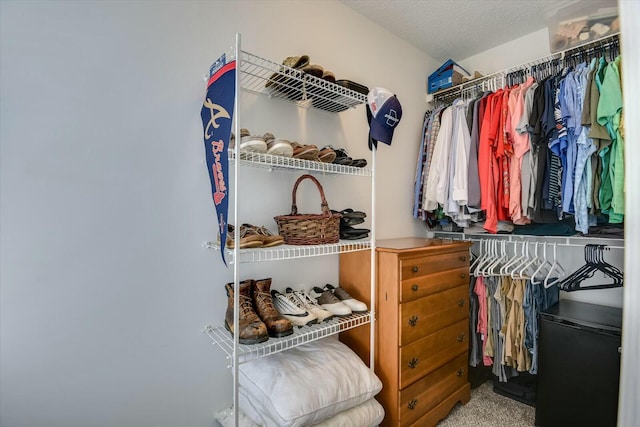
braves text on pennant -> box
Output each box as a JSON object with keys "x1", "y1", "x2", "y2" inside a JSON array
[{"x1": 211, "y1": 139, "x2": 227, "y2": 205}]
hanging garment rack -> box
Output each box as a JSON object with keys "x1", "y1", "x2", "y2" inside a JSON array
[{"x1": 431, "y1": 32, "x2": 620, "y2": 106}]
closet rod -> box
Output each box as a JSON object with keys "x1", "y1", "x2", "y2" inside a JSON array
[
  {"x1": 430, "y1": 231, "x2": 624, "y2": 250},
  {"x1": 431, "y1": 32, "x2": 620, "y2": 102}
]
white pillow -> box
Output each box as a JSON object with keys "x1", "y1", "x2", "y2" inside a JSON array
[
  {"x1": 235, "y1": 398, "x2": 384, "y2": 427},
  {"x1": 312, "y1": 398, "x2": 384, "y2": 427},
  {"x1": 238, "y1": 337, "x2": 382, "y2": 427}
]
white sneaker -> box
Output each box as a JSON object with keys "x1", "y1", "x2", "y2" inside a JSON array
[
  {"x1": 240, "y1": 135, "x2": 267, "y2": 153},
  {"x1": 324, "y1": 284, "x2": 368, "y2": 313},
  {"x1": 311, "y1": 287, "x2": 352, "y2": 316},
  {"x1": 271, "y1": 289, "x2": 318, "y2": 327},
  {"x1": 286, "y1": 287, "x2": 334, "y2": 323},
  {"x1": 267, "y1": 138, "x2": 294, "y2": 157}
]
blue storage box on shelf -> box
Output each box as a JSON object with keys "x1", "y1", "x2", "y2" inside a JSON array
[{"x1": 427, "y1": 59, "x2": 470, "y2": 94}]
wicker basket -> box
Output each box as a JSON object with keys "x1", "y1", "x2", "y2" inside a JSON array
[{"x1": 274, "y1": 174, "x2": 342, "y2": 245}]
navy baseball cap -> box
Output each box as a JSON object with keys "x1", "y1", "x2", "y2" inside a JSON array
[{"x1": 366, "y1": 87, "x2": 402, "y2": 150}]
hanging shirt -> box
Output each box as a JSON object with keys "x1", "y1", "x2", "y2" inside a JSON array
[
  {"x1": 597, "y1": 55, "x2": 624, "y2": 223},
  {"x1": 423, "y1": 106, "x2": 454, "y2": 211},
  {"x1": 448, "y1": 99, "x2": 472, "y2": 223},
  {"x1": 508, "y1": 78, "x2": 535, "y2": 225},
  {"x1": 519, "y1": 81, "x2": 539, "y2": 219},
  {"x1": 594, "y1": 57, "x2": 614, "y2": 215},
  {"x1": 580, "y1": 59, "x2": 599, "y2": 214},
  {"x1": 573, "y1": 62, "x2": 597, "y2": 234},
  {"x1": 478, "y1": 93, "x2": 501, "y2": 233},
  {"x1": 413, "y1": 112, "x2": 430, "y2": 218},
  {"x1": 468, "y1": 94, "x2": 490, "y2": 209},
  {"x1": 414, "y1": 107, "x2": 444, "y2": 218},
  {"x1": 499, "y1": 88, "x2": 513, "y2": 212},
  {"x1": 549, "y1": 72, "x2": 569, "y2": 217}
]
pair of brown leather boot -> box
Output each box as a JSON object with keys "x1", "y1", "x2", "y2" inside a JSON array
[{"x1": 224, "y1": 278, "x2": 293, "y2": 345}]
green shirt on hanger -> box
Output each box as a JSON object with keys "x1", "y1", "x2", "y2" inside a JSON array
[{"x1": 597, "y1": 55, "x2": 624, "y2": 223}]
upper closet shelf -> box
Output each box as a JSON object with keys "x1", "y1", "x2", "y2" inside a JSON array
[
  {"x1": 239, "y1": 50, "x2": 367, "y2": 113},
  {"x1": 230, "y1": 149, "x2": 373, "y2": 177},
  {"x1": 206, "y1": 240, "x2": 372, "y2": 264}
]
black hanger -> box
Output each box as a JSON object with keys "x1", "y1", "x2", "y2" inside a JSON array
[{"x1": 558, "y1": 245, "x2": 623, "y2": 292}]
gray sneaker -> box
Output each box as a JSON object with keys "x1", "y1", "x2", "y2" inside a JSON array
[
  {"x1": 325, "y1": 284, "x2": 368, "y2": 313},
  {"x1": 311, "y1": 287, "x2": 352, "y2": 316}
]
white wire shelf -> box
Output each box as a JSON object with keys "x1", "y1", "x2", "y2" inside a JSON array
[
  {"x1": 239, "y1": 50, "x2": 367, "y2": 113},
  {"x1": 206, "y1": 239, "x2": 372, "y2": 264},
  {"x1": 229, "y1": 149, "x2": 372, "y2": 177},
  {"x1": 430, "y1": 231, "x2": 624, "y2": 249},
  {"x1": 203, "y1": 312, "x2": 370, "y2": 364}
]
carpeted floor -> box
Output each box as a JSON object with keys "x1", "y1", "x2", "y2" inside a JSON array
[{"x1": 436, "y1": 382, "x2": 535, "y2": 426}]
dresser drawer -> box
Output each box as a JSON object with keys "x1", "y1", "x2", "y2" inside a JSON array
[
  {"x1": 399, "y1": 319, "x2": 468, "y2": 389},
  {"x1": 400, "y1": 285, "x2": 468, "y2": 346},
  {"x1": 400, "y1": 251, "x2": 469, "y2": 281},
  {"x1": 401, "y1": 266, "x2": 469, "y2": 303},
  {"x1": 399, "y1": 353, "x2": 468, "y2": 425}
]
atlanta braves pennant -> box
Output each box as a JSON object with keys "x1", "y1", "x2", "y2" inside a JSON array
[{"x1": 201, "y1": 54, "x2": 236, "y2": 266}]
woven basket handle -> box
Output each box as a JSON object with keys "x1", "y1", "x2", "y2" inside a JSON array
[{"x1": 290, "y1": 174, "x2": 331, "y2": 216}]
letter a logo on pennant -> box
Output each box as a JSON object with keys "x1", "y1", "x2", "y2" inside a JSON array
[{"x1": 201, "y1": 56, "x2": 236, "y2": 266}]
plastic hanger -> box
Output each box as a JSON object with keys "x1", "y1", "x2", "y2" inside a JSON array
[
  {"x1": 480, "y1": 239, "x2": 499, "y2": 277},
  {"x1": 515, "y1": 241, "x2": 541, "y2": 279},
  {"x1": 558, "y1": 245, "x2": 623, "y2": 292},
  {"x1": 469, "y1": 243, "x2": 482, "y2": 273},
  {"x1": 473, "y1": 240, "x2": 490, "y2": 277},
  {"x1": 511, "y1": 241, "x2": 533, "y2": 279},
  {"x1": 503, "y1": 241, "x2": 527, "y2": 277},
  {"x1": 487, "y1": 240, "x2": 508, "y2": 276},
  {"x1": 544, "y1": 243, "x2": 565, "y2": 288},
  {"x1": 531, "y1": 242, "x2": 552, "y2": 285}
]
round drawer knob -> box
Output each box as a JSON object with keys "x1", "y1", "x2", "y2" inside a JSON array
[
  {"x1": 456, "y1": 368, "x2": 465, "y2": 377},
  {"x1": 459, "y1": 256, "x2": 467, "y2": 262},
  {"x1": 457, "y1": 298, "x2": 465, "y2": 307},
  {"x1": 457, "y1": 333, "x2": 466, "y2": 343},
  {"x1": 412, "y1": 284, "x2": 419, "y2": 292},
  {"x1": 460, "y1": 273, "x2": 467, "y2": 279},
  {"x1": 412, "y1": 266, "x2": 419, "y2": 273}
]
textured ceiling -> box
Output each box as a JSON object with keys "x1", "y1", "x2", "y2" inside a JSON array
[{"x1": 341, "y1": 0, "x2": 558, "y2": 62}]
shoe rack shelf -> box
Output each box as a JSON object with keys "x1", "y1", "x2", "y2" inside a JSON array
[
  {"x1": 239, "y1": 50, "x2": 367, "y2": 113},
  {"x1": 206, "y1": 34, "x2": 376, "y2": 426},
  {"x1": 204, "y1": 312, "x2": 370, "y2": 365},
  {"x1": 230, "y1": 149, "x2": 373, "y2": 177},
  {"x1": 206, "y1": 240, "x2": 372, "y2": 264}
]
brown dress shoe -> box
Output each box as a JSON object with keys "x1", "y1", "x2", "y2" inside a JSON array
[
  {"x1": 224, "y1": 280, "x2": 268, "y2": 345},
  {"x1": 253, "y1": 278, "x2": 294, "y2": 338}
]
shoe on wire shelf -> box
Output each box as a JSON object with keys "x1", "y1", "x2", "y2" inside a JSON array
[
  {"x1": 271, "y1": 289, "x2": 318, "y2": 327},
  {"x1": 311, "y1": 286, "x2": 352, "y2": 317},
  {"x1": 324, "y1": 284, "x2": 368, "y2": 313},
  {"x1": 285, "y1": 287, "x2": 334, "y2": 323}
]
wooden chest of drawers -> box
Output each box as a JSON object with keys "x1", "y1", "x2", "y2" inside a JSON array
[{"x1": 340, "y1": 237, "x2": 472, "y2": 427}]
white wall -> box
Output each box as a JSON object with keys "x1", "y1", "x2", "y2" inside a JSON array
[
  {"x1": 618, "y1": 1, "x2": 640, "y2": 425},
  {"x1": 0, "y1": 1, "x2": 438, "y2": 426},
  {"x1": 458, "y1": 28, "x2": 624, "y2": 309}
]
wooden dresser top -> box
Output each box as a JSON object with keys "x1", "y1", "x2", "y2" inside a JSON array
[{"x1": 376, "y1": 237, "x2": 472, "y2": 255}]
